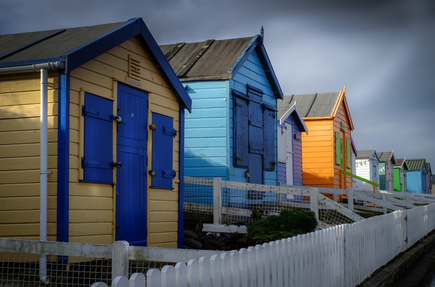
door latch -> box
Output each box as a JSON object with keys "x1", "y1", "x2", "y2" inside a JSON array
[{"x1": 110, "y1": 162, "x2": 122, "y2": 168}]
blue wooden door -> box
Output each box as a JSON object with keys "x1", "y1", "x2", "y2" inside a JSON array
[{"x1": 115, "y1": 84, "x2": 148, "y2": 246}]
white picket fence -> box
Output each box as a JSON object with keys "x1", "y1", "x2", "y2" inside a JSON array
[{"x1": 92, "y1": 203, "x2": 435, "y2": 287}]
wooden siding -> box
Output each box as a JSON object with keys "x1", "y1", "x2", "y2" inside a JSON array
[
  {"x1": 183, "y1": 80, "x2": 228, "y2": 180},
  {"x1": 230, "y1": 48, "x2": 277, "y2": 185},
  {"x1": 354, "y1": 159, "x2": 372, "y2": 190},
  {"x1": 302, "y1": 120, "x2": 334, "y2": 187},
  {"x1": 71, "y1": 36, "x2": 181, "y2": 246},
  {"x1": 0, "y1": 74, "x2": 58, "y2": 239},
  {"x1": 285, "y1": 115, "x2": 304, "y2": 186},
  {"x1": 332, "y1": 101, "x2": 352, "y2": 189},
  {"x1": 407, "y1": 171, "x2": 422, "y2": 193}
]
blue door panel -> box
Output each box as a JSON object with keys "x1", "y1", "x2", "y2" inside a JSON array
[{"x1": 116, "y1": 83, "x2": 148, "y2": 246}]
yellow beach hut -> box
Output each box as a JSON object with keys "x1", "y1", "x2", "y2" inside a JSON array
[{"x1": 0, "y1": 18, "x2": 191, "y2": 248}]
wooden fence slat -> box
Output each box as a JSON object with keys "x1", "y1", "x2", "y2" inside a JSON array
[
  {"x1": 161, "y1": 265, "x2": 175, "y2": 287},
  {"x1": 229, "y1": 250, "x2": 240, "y2": 287},
  {"x1": 187, "y1": 259, "x2": 200, "y2": 287},
  {"x1": 210, "y1": 254, "x2": 221, "y2": 287},
  {"x1": 238, "y1": 248, "x2": 248, "y2": 287},
  {"x1": 175, "y1": 262, "x2": 187, "y2": 287},
  {"x1": 112, "y1": 276, "x2": 129, "y2": 287},
  {"x1": 255, "y1": 244, "x2": 264, "y2": 287},
  {"x1": 146, "y1": 269, "x2": 161, "y2": 287},
  {"x1": 129, "y1": 273, "x2": 146, "y2": 287},
  {"x1": 220, "y1": 253, "x2": 230, "y2": 286},
  {"x1": 198, "y1": 257, "x2": 210, "y2": 287}
]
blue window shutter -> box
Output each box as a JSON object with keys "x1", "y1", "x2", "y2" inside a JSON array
[
  {"x1": 234, "y1": 96, "x2": 249, "y2": 168},
  {"x1": 263, "y1": 106, "x2": 276, "y2": 171},
  {"x1": 82, "y1": 93, "x2": 113, "y2": 184},
  {"x1": 151, "y1": 113, "x2": 176, "y2": 189}
]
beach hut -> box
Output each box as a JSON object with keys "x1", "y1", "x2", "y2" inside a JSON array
[
  {"x1": 406, "y1": 159, "x2": 428, "y2": 194},
  {"x1": 161, "y1": 34, "x2": 283, "y2": 186},
  {"x1": 0, "y1": 18, "x2": 191, "y2": 248},
  {"x1": 282, "y1": 87, "x2": 354, "y2": 191},
  {"x1": 354, "y1": 150, "x2": 380, "y2": 191},
  {"x1": 426, "y1": 163, "x2": 432, "y2": 194},
  {"x1": 394, "y1": 158, "x2": 408, "y2": 192},
  {"x1": 378, "y1": 151, "x2": 397, "y2": 192},
  {"x1": 277, "y1": 102, "x2": 308, "y2": 186}
]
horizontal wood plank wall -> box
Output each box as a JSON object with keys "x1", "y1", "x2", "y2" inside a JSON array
[
  {"x1": 285, "y1": 115, "x2": 304, "y2": 186},
  {"x1": 70, "y1": 36, "x2": 181, "y2": 247},
  {"x1": 302, "y1": 119, "x2": 333, "y2": 187},
  {"x1": 183, "y1": 80, "x2": 228, "y2": 180},
  {"x1": 354, "y1": 159, "x2": 372, "y2": 190},
  {"x1": 0, "y1": 74, "x2": 58, "y2": 240},
  {"x1": 333, "y1": 101, "x2": 352, "y2": 188},
  {"x1": 231, "y1": 48, "x2": 277, "y2": 185}
]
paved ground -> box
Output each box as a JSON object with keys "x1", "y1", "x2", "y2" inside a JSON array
[{"x1": 360, "y1": 230, "x2": 435, "y2": 287}]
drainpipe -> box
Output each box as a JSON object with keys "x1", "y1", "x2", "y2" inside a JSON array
[
  {"x1": 0, "y1": 61, "x2": 64, "y2": 284},
  {"x1": 39, "y1": 68, "x2": 50, "y2": 284}
]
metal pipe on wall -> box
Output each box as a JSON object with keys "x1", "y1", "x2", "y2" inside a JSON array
[{"x1": 39, "y1": 68, "x2": 49, "y2": 284}]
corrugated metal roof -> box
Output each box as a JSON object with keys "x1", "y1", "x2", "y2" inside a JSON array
[
  {"x1": 356, "y1": 150, "x2": 377, "y2": 160},
  {"x1": 406, "y1": 158, "x2": 426, "y2": 171},
  {"x1": 160, "y1": 36, "x2": 254, "y2": 81},
  {"x1": 377, "y1": 151, "x2": 396, "y2": 164},
  {"x1": 0, "y1": 22, "x2": 122, "y2": 64},
  {"x1": 281, "y1": 92, "x2": 340, "y2": 118}
]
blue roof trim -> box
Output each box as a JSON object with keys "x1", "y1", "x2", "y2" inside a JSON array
[
  {"x1": 57, "y1": 71, "x2": 70, "y2": 244},
  {"x1": 0, "y1": 58, "x2": 65, "y2": 68},
  {"x1": 138, "y1": 20, "x2": 192, "y2": 112},
  {"x1": 259, "y1": 44, "x2": 284, "y2": 99},
  {"x1": 0, "y1": 29, "x2": 66, "y2": 61},
  {"x1": 229, "y1": 35, "x2": 283, "y2": 100},
  {"x1": 178, "y1": 105, "x2": 185, "y2": 248},
  {"x1": 62, "y1": 18, "x2": 139, "y2": 72},
  {"x1": 63, "y1": 18, "x2": 192, "y2": 112},
  {"x1": 280, "y1": 103, "x2": 308, "y2": 134},
  {"x1": 229, "y1": 35, "x2": 259, "y2": 76}
]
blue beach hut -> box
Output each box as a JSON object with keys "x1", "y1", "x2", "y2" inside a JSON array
[
  {"x1": 277, "y1": 102, "x2": 308, "y2": 186},
  {"x1": 161, "y1": 34, "x2": 283, "y2": 208}
]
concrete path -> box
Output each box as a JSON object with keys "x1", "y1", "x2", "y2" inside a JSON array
[{"x1": 360, "y1": 230, "x2": 435, "y2": 287}]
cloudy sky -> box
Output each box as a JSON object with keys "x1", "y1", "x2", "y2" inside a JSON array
[{"x1": 1, "y1": 0, "x2": 434, "y2": 167}]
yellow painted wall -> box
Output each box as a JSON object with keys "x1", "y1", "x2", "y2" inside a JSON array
[
  {"x1": 70, "y1": 36, "x2": 181, "y2": 247},
  {"x1": 0, "y1": 36, "x2": 182, "y2": 247},
  {"x1": 0, "y1": 74, "x2": 58, "y2": 240},
  {"x1": 301, "y1": 119, "x2": 334, "y2": 187}
]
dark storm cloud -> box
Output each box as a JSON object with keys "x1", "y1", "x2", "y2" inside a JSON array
[{"x1": 0, "y1": 0, "x2": 434, "y2": 165}]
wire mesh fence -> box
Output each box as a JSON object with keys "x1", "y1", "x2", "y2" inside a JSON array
[
  {"x1": 0, "y1": 253, "x2": 112, "y2": 286},
  {"x1": 183, "y1": 177, "x2": 363, "y2": 229}
]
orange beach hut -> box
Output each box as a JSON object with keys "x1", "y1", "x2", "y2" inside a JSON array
[{"x1": 281, "y1": 87, "x2": 354, "y2": 192}]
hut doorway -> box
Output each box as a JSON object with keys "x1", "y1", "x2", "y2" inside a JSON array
[{"x1": 115, "y1": 84, "x2": 148, "y2": 246}]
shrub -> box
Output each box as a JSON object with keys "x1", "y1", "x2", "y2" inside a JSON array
[{"x1": 245, "y1": 208, "x2": 317, "y2": 245}]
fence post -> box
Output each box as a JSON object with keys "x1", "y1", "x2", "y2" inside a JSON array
[
  {"x1": 347, "y1": 188, "x2": 354, "y2": 212},
  {"x1": 310, "y1": 188, "x2": 319, "y2": 222},
  {"x1": 112, "y1": 241, "x2": 129, "y2": 280},
  {"x1": 382, "y1": 194, "x2": 387, "y2": 214},
  {"x1": 213, "y1": 177, "x2": 222, "y2": 224}
]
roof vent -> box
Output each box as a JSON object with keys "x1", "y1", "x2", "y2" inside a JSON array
[{"x1": 128, "y1": 55, "x2": 141, "y2": 82}]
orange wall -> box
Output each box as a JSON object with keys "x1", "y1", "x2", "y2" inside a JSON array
[
  {"x1": 301, "y1": 100, "x2": 353, "y2": 189},
  {"x1": 302, "y1": 119, "x2": 334, "y2": 187},
  {"x1": 333, "y1": 101, "x2": 353, "y2": 189}
]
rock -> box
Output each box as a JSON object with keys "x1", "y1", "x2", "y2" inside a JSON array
[
  {"x1": 184, "y1": 237, "x2": 203, "y2": 249},
  {"x1": 184, "y1": 230, "x2": 200, "y2": 240}
]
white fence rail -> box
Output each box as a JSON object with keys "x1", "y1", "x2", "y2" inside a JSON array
[{"x1": 89, "y1": 203, "x2": 435, "y2": 287}]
